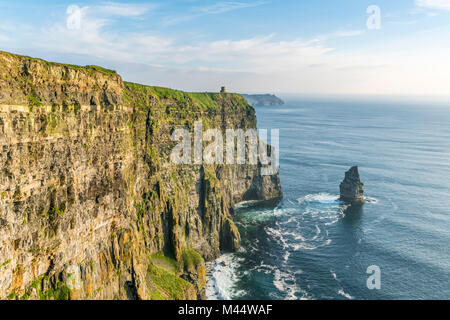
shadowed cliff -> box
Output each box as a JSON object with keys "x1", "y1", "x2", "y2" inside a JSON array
[{"x1": 0, "y1": 51, "x2": 282, "y2": 300}]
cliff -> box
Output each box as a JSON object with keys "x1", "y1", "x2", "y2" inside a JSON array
[
  {"x1": 242, "y1": 94, "x2": 284, "y2": 107},
  {"x1": 0, "y1": 51, "x2": 282, "y2": 300}
]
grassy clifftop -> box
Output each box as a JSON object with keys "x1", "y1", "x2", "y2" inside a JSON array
[
  {"x1": 124, "y1": 81, "x2": 252, "y2": 116},
  {"x1": 0, "y1": 50, "x2": 124, "y2": 108},
  {"x1": 0, "y1": 51, "x2": 117, "y2": 76},
  {"x1": 0, "y1": 50, "x2": 250, "y2": 115}
]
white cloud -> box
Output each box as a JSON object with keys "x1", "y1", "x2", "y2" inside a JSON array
[
  {"x1": 4, "y1": 13, "x2": 450, "y2": 95},
  {"x1": 194, "y1": 1, "x2": 268, "y2": 15},
  {"x1": 94, "y1": 2, "x2": 156, "y2": 17},
  {"x1": 162, "y1": 1, "x2": 268, "y2": 26},
  {"x1": 169, "y1": 35, "x2": 333, "y2": 73},
  {"x1": 315, "y1": 29, "x2": 364, "y2": 42},
  {"x1": 1, "y1": 2, "x2": 450, "y2": 95},
  {"x1": 416, "y1": 0, "x2": 450, "y2": 11}
]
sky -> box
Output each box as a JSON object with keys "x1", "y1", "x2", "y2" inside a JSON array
[{"x1": 0, "y1": 0, "x2": 450, "y2": 95}]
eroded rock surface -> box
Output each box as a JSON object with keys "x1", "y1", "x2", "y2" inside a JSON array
[
  {"x1": 339, "y1": 166, "x2": 364, "y2": 206},
  {"x1": 0, "y1": 51, "x2": 282, "y2": 300}
]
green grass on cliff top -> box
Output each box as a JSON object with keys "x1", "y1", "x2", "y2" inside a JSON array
[
  {"x1": 124, "y1": 81, "x2": 249, "y2": 110},
  {"x1": 0, "y1": 50, "x2": 117, "y2": 76},
  {"x1": 0, "y1": 50, "x2": 252, "y2": 109}
]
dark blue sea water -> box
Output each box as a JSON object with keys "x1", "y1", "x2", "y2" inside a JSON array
[{"x1": 206, "y1": 98, "x2": 450, "y2": 300}]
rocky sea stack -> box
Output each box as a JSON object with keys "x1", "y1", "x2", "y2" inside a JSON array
[{"x1": 339, "y1": 166, "x2": 364, "y2": 206}]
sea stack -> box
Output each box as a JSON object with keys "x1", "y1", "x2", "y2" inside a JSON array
[{"x1": 339, "y1": 166, "x2": 364, "y2": 206}]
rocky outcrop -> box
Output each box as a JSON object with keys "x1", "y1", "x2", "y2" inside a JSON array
[
  {"x1": 242, "y1": 94, "x2": 284, "y2": 107},
  {"x1": 0, "y1": 51, "x2": 282, "y2": 300},
  {"x1": 339, "y1": 166, "x2": 364, "y2": 206}
]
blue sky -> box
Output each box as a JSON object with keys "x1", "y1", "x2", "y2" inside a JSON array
[{"x1": 1, "y1": 0, "x2": 450, "y2": 95}]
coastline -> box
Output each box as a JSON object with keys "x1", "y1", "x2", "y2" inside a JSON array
[{"x1": 0, "y1": 51, "x2": 283, "y2": 300}]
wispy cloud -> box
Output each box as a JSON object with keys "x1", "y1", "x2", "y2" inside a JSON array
[
  {"x1": 163, "y1": 1, "x2": 268, "y2": 26},
  {"x1": 1, "y1": 1, "x2": 449, "y2": 95},
  {"x1": 169, "y1": 34, "x2": 333, "y2": 73},
  {"x1": 194, "y1": 1, "x2": 268, "y2": 14},
  {"x1": 415, "y1": 0, "x2": 450, "y2": 11},
  {"x1": 94, "y1": 2, "x2": 156, "y2": 17},
  {"x1": 61, "y1": 2, "x2": 156, "y2": 32},
  {"x1": 315, "y1": 29, "x2": 364, "y2": 42}
]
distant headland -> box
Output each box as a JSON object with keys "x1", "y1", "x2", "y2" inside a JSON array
[{"x1": 242, "y1": 94, "x2": 284, "y2": 107}]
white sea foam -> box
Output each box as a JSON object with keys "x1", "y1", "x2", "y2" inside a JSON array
[
  {"x1": 365, "y1": 196, "x2": 378, "y2": 204},
  {"x1": 297, "y1": 193, "x2": 341, "y2": 205},
  {"x1": 211, "y1": 192, "x2": 367, "y2": 300},
  {"x1": 265, "y1": 193, "x2": 343, "y2": 253},
  {"x1": 273, "y1": 270, "x2": 297, "y2": 300},
  {"x1": 249, "y1": 261, "x2": 279, "y2": 274},
  {"x1": 291, "y1": 239, "x2": 331, "y2": 251},
  {"x1": 331, "y1": 270, "x2": 354, "y2": 300},
  {"x1": 206, "y1": 254, "x2": 245, "y2": 300},
  {"x1": 298, "y1": 193, "x2": 378, "y2": 206},
  {"x1": 283, "y1": 250, "x2": 291, "y2": 263},
  {"x1": 273, "y1": 269, "x2": 310, "y2": 300},
  {"x1": 235, "y1": 200, "x2": 262, "y2": 209},
  {"x1": 265, "y1": 226, "x2": 290, "y2": 250},
  {"x1": 324, "y1": 217, "x2": 340, "y2": 226},
  {"x1": 273, "y1": 206, "x2": 299, "y2": 217},
  {"x1": 330, "y1": 270, "x2": 338, "y2": 281},
  {"x1": 338, "y1": 289, "x2": 354, "y2": 300},
  {"x1": 310, "y1": 225, "x2": 321, "y2": 240}
]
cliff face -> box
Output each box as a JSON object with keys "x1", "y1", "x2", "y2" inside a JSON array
[
  {"x1": 242, "y1": 94, "x2": 284, "y2": 107},
  {"x1": 0, "y1": 51, "x2": 282, "y2": 300}
]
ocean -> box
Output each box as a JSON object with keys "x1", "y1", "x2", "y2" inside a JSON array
[{"x1": 206, "y1": 97, "x2": 450, "y2": 300}]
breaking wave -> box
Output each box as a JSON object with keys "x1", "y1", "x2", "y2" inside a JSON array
[
  {"x1": 206, "y1": 254, "x2": 246, "y2": 300},
  {"x1": 206, "y1": 192, "x2": 379, "y2": 300}
]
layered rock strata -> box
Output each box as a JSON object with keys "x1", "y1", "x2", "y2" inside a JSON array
[{"x1": 0, "y1": 51, "x2": 282, "y2": 300}]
